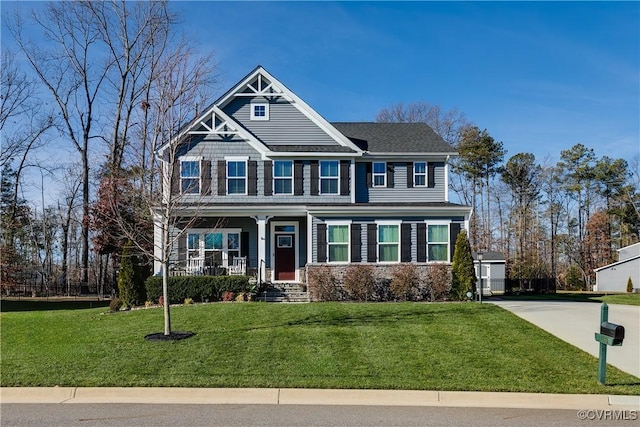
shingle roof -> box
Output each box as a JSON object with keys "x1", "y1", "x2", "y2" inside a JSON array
[{"x1": 331, "y1": 122, "x2": 456, "y2": 154}]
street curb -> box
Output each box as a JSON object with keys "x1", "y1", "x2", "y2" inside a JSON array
[{"x1": 1, "y1": 387, "x2": 639, "y2": 410}]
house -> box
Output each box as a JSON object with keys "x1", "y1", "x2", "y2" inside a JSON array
[
  {"x1": 594, "y1": 242, "x2": 640, "y2": 292},
  {"x1": 473, "y1": 251, "x2": 506, "y2": 296},
  {"x1": 153, "y1": 66, "x2": 472, "y2": 288}
]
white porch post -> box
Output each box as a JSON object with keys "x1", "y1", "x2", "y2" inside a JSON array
[{"x1": 252, "y1": 215, "x2": 271, "y2": 283}]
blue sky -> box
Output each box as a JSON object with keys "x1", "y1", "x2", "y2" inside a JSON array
[
  {"x1": 175, "y1": 0, "x2": 639, "y2": 165},
  {"x1": 1, "y1": 1, "x2": 638, "y2": 168}
]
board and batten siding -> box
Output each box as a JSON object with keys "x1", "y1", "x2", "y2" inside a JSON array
[{"x1": 223, "y1": 97, "x2": 342, "y2": 147}]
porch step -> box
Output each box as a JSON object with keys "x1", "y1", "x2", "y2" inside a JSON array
[{"x1": 258, "y1": 283, "x2": 309, "y2": 303}]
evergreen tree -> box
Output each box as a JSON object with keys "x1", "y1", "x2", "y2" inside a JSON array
[
  {"x1": 451, "y1": 230, "x2": 476, "y2": 300},
  {"x1": 117, "y1": 240, "x2": 147, "y2": 308}
]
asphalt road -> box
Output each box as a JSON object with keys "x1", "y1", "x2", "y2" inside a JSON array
[
  {"x1": 490, "y1": 300, "x2": 640, "y2": 378},
  {"x1": 3, "y1": 404, "x2": 635, "y2": 427}
]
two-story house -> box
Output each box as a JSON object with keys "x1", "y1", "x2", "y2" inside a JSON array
[{"x1": 154, "y1": 66, "x2": 472, "y2": 285}]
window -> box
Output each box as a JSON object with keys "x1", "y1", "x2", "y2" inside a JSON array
[
  {"x1": 378, "y1": 224, "x2": 399, "y2": 262},
  {"x1": 373, "y1": 162, "x2": 386, "y2": 187},
  {"x1": 327, "y1": 224, "x2": 349, "y2": 262},
  {"x1": 250, "y1": 103, "x2": 269, "y2": 120},
  {"x1": 428, "y1": 224, "x2": 448, "y2": 261},
  {"x1": 274, "y1": 160, "x2": 293, "y2": 194},
  {"x1": 320, "y1": 160, "x2": 339, "y2": 194},
  {"x1": 181, "y1": 160, "x2": 200, "y2": 194},
  {"x1": 227, "y1": 160, "x2": 247, "y2": 194},
  {"x1": 414, "y1": 162, "x2": 427, "y2": 187},
  {"x1": 186, "y1": 229, "x2": 242, "y2": 268}
]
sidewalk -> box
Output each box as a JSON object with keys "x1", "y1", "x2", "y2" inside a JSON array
[{"x1": 1, "y1": 387, "x2": 639, "y2": 410}]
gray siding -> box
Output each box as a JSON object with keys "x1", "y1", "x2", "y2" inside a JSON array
[
  {"x1": 223, "y1": 97, "x2": 341, "y2": 147},
  {"x1": 356, "y1": 161, "x2": 447, "y2": 203}
]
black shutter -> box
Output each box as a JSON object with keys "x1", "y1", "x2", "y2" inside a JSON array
[
  {"x1": 241, "y1": 232, "x2": 249, "y2": 258},
  {"x1": 294, "y1": 160, "x2": 304, "y2": 195},
  {"x1": 172, "y1": 162, "x2": 180, "y2": 195},
  {"x1": 351, "y1": 223, "x2": 362, "y2": 263},
  {"x1": 367, "y1": 223, "x2": 377, "y2": 262},
  {"x1": 217, "y1": 160, "x2": 226, "y2": 196},
  {"x1": 428, "y1": 162, "x2": 435, "y2": 188},
  {"x1": 264, "y1": 160, "x2": 273, "y2": 196},
  {"x1": 201, "y1": 160, "x2": 211, "y2": 195},
  {"x1": 340, "y1": 160, "x2": 350, "y2": 196},
  {"x1": 248, "y1": 160, "x2": 258, "y2": 196},
  {"x1": 310, "y1": 160, "x2": 319, "y2": 196},
  {"x1": 317, "y1": 223, "x2": 327, "y2": 262},
  {"x1": 366, "y1": 162, "x2": 372, "y2": 188},
  {"x1": 401, "y1": 223, "x2": 412, "y2": 262},
  {"x1": 406, "y1": 162, "x2": 413, "y2": 188},
  {"x1": 387, "y1": 163, "x2": 394, "y2": 188},
  {"x1": 449, "y1": 223, "x2": 461, "y2": 262},
  {"x1": 417, "y1": 223, "x2": 427, "y2": 262}
]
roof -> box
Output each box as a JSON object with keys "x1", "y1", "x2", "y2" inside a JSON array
[
  {"x1": 331, "y1": 122, "x2": 457, "y2": 154},
  {"x1": 473, "y1": 251, "x2": 506, "y2": 261}
]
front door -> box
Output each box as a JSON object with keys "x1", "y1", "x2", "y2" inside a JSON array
[{"x1": 275, "y1": 234, "x2": 295, "y2": 281}]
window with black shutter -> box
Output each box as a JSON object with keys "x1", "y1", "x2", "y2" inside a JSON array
[
  {"x1": 351, "y1": 223, "x2": 361, "y2": 262},
  {"x1": 217, "y1": 160, "x2": 226, "y2": 195},
  {"x1": 316, "y1": 223, "x2": 327, "y2": 262},
  {"x1": 367, "y1": 223, "x2": 377, "y2": 262},
  {"x1": 416, "y1": 223, "x2": 427, "y2": 262},
  {"x1": 401, "y1": 223, "x2": 412, "y2": 262},
  {"x1": 340, "y1": 160, "x2": 350, "y2": 196},
  {"x1": 406, "y1": 162, "x2": 413, "y2": 188},
  {"x1": 428, "y1": 162, "x2": 435, "y2": 188},
  {"x1": 248, "y1": 160, "x2": 258, "y2": 196},
  {"x1": 294, "y1": 161, "x2": 304, "y2": 195},
  {"x1": 310, "y1": 160, "x2": 319, "y2": 195},
  {"x1": 386, "y1": 163, "x2": 394, "y2": 188},
  {"x1": 264, "y1": 160, "x2": 273, "y2": 196},
  {"x1": 201, "y1": 160, "x2": 212, "y2": 195}
]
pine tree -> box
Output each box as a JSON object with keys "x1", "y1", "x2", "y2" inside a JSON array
[
  {"x1": 117, "y1": 240, "x2": 147, "y2": 308},
  {"x1": 451, "y1": 230, "x2": 476, "y2": 300}
]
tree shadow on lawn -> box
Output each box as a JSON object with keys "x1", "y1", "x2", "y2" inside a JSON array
[{"x1": 0, "y1": 299, "x2": 110, "y2": 312}]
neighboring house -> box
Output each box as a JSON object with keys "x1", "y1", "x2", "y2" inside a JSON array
[
  {"x1": 594, "y1": 242, "x2": 640, "y2": 292},
  {"x1": 153, "y1": 66, "x2": 472, "y2": 284},
  {"x1": 473, "y1": 251, "x2": 506, "y2": 296}
]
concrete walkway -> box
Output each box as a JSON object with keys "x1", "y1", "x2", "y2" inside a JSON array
[
  {"x1": 490, "y1": 300, "x2": 640, "y2": 378},
  {"x1": 1, "y1": 387, "x2": 639, "y2": 410}
]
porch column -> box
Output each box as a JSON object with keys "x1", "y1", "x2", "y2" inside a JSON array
[{"x1": 252, "y1": 215, "x2": 271, "y2": 283}]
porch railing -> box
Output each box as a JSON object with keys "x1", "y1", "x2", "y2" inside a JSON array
[{"x1": 170, "y1": 257, "x2": 258, "y2": 279}]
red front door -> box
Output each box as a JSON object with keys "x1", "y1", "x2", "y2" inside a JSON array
[{"x1": 275, "y1": 234, "x2": 295, "y2": 281}]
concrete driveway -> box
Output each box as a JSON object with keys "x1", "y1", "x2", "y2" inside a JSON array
[{"x1": 490, "y1": 300, "x2": 640, "y2": 378}]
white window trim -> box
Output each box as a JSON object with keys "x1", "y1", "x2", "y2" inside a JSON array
[
  {"x1": 250, "y1": 102, "x2": 269, "y2": 120},
  {"x1": 180, "y1": 158, "x2": 202, "y2": 195},
  {"x1": 185, "y1": 228, "x2": 242, "y2": 268},
  {"x1": 319, "y1": 160, "x2": 340, "y2": 195},
  {"x1": 425, "y1": 221, "x2": 450, "y2": 263},
  {"x1": 372, "y1": 162, "x2": 386, "y2": 187},
  {"x1": 414, "y1": 161, "x2": 427, "y2": 187},
  {"x1": 375, "y1": 220, "x2": 401, "y2": 263},
  {"x1": 325, "y1": 220, "x2": 351, "y2": 264},
  {"x1": 273, "y1": 160, "x2": 293, "y2": 195},
  {"x1": 226, "y1": 159, "x2": 248, "y2": 196}
]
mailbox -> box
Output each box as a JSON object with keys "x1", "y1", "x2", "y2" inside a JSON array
[{"x1": 600, "y1": 321, "x2": 625, "y2": 346}]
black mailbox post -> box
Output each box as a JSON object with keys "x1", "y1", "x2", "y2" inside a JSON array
[{"x1": 594, "y1": 303, "x2": 625, "y2": 385}]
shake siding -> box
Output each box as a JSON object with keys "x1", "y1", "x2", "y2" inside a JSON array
[{"x1": 223, "y1": 97, "x2": 342, "y2": 147}]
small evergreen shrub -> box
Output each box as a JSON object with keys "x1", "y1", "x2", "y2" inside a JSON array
[
  {"x1": 109, "y1": 297, "x2": 123, "y2": 312},
  {"x1": 627, "y1": 277, "x2": 633, "y2": 293},
  {"x1": 343, "y1": 264, "x2": 376, "y2": 301},
  {"x1": 308, "y1": 265, "x2": 340, "y2": 301},
  {"x1": 390, "y1": 264, "x2": 420, "y2": 301}
]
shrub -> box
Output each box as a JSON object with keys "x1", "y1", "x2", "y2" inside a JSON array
[
  {"x1": 451, "y1": 230, "x2": 475, "y2": 300},
  {"x1": 117, "y1": 240, "x2": 148, "y2": 308},
  {"x1": 390, "y1": 264, "x2": 420, "y2": 301},
  {"x1": 343, "y1": 264, "x2": 376, "y2": 301},
  {"x1": 308, "y1": 265, "x2": 340, "y2": 301},
  {"x1": 109, "y1": 297, "x2": 123, "y2": 313},
  {"x1": 426, "y1": 263, "x2": 452, "y2": 301},
  {"x1": 222, "y1": 291, "x2": 235, "y2": 302},
  {"x1": 627, "y1": 277, "x2": 633, "y2": 293},
  {"x1": 184, "y1": 298, "x2": 194, "y2": 305},
  {"x1": 144, "y1": 275, "x2": 251, "y2": 305}
]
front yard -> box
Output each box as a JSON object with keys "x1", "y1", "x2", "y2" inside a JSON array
[{"x1": 1, "y1": 301, "x2": 638, "y2": 394}]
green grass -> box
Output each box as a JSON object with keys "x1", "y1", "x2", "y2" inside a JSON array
[
  {"x1": 1, "y1": 302, "x2": 638, "y2": 394},
  {"x1": 501, "y1": 292, "x2": 640, "y2": 306}
]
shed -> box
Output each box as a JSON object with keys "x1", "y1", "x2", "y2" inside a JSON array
[
  {"x1": 473, "y1": 251, "x2": 506, "y2": 296},
  {"x1": 594, "y1": 242, "x2": 640, "y2": 292}
]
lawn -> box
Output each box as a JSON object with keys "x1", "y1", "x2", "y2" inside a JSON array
[
  {"x1": 501, "y1": 292, "x2": 640, "y2": 306},
  {"x1": 1, "y1": 301, "x2": 638, "y2": 394}
]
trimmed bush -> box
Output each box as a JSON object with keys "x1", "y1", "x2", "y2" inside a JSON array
[
  {"x1": 451, "y1": 230, "x2": 475, "y2": 300},
  {"x1": 627, "y1": 277, "x2": 633, "y2": 293},
  {"x1": 144, "y1": 275, "x2": 251, "y2": 305},
  {"x1": 109, "y1": 297, "x2": 123, "y2": 312},
  {"x1": 427, "y1": 263, "x2": 452, "y2": 301},
  {"x1": 343, "y1": 264, "x2": 376, "y2": 301},
  {"x1": 390, "y1": 264, "x2": 420, "y2": 301}
]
